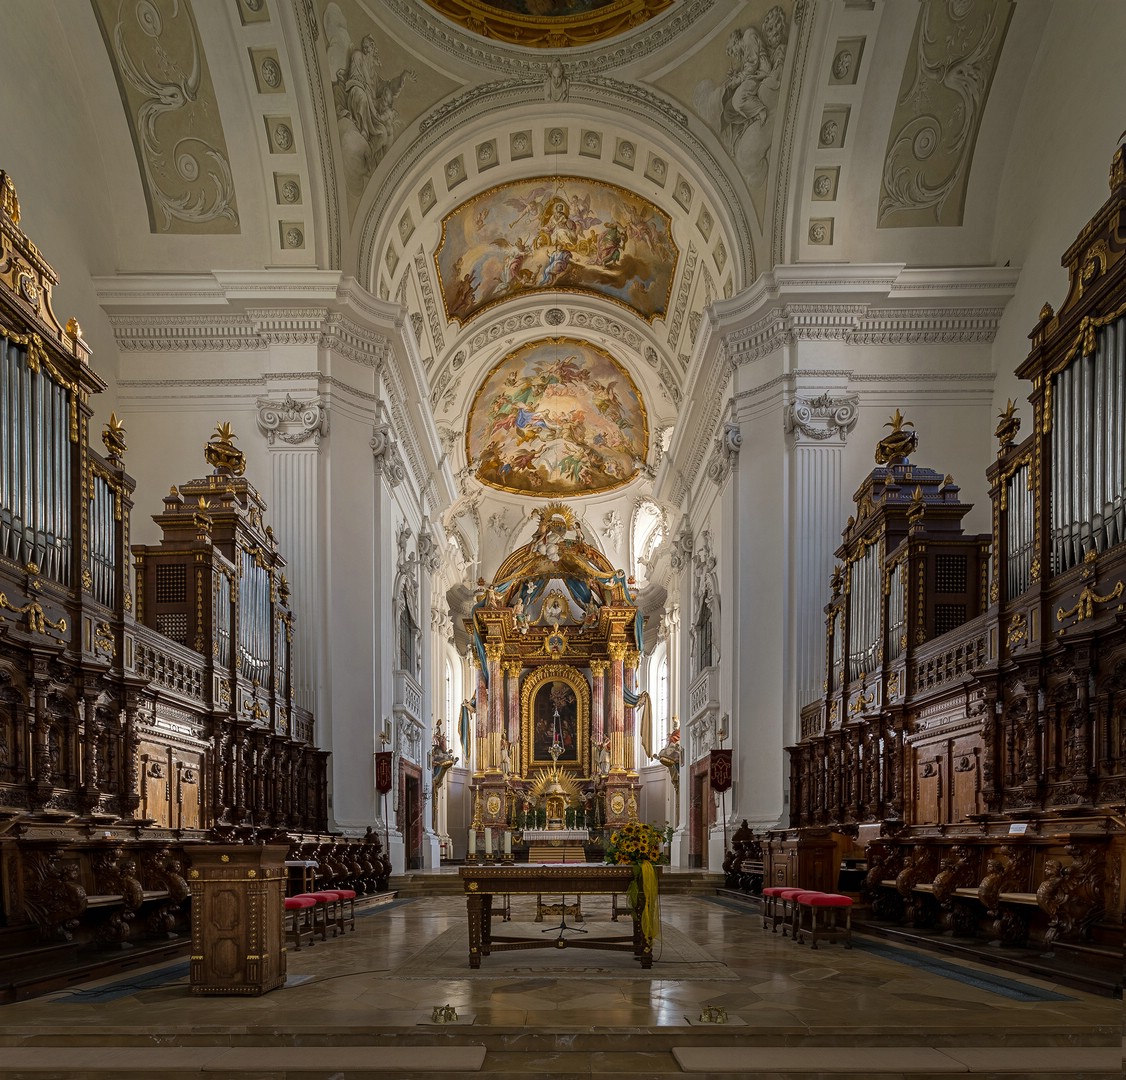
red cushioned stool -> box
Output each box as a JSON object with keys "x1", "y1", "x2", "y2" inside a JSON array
[
  {"x1": 284, "y1": 895, "x2": 317, "y2": 950},
  {"x1": 794, "y1": 891, "x2": 852, "y2": 949},
  {"x1": 304, "y1": 890, "x2": 343, "y2": 940},
  {"x1": 777, "y1": 887, "x2": 809, "y2": 938},
  {"x1": 332, "y1": 887, "x2": 357, "y2": 934},
  {"x1": 761, "y1": 886, "x2": 790, "y2": 932}
]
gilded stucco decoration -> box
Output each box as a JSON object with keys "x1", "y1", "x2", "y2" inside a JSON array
[
  {"x1": 435, "y1": 177, "x2": 677, "y2": 325},
  {"x1": 659, "y1": 1, "x2": 791, "y2": 218},
  {"x1": 878, "y1": 0, "x2": 1014, "y2": 228},
  {"x1": 466, "y1": 337, "x2": 648, "y2": 497},
  {"x1": 318, "y1": 0, "x2": 457, "y2": 220},
  {"x1": 419, "y1": 0, "x2": 674, "y2": 48},
  {"x1": 91, "y1": 0, "x2": 239, "y2": 234}
]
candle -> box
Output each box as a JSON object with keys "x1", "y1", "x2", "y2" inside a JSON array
[
  {"x1": 484, "y1": 827, "x2": 493, "y2": 855},
  {"x1": 468, "y1": 828, "x2": 476, "y2": 853},
  {"x1": 503, "y1": 830, "x2": 512, "y2": 855}
]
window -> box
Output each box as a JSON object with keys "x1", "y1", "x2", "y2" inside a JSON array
[
  {"x1": 696, "y1": 603, "x2": 712, "y2": 672},
  {"x1": 656, "y1": 654, "x2": 668, "y2": 744},
  {"x1": 399, "y1": 595, "x2": 418, "y2": 673}
]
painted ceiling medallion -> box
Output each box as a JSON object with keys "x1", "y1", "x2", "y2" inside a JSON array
[
  {"x1": 436, "y1": 176, "x2": 677, "y2": 325},
  {"x1": 420, "y1": 0, "x2": 673, "y2": 48},
  {"x1": 467, "y1": 337, "x2": 648, "y2": 498}
]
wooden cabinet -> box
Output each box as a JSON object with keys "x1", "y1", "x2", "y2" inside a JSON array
[{"x1": 189, "y1": 844, "x2": 288, "y2": 995}]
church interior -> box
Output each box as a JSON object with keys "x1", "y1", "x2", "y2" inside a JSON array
[{"x1": 0, "y1": 0, "x2": 1123, "y2": 1076}]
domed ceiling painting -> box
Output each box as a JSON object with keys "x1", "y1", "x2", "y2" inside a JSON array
[
  {"x1": 436, "y1": 177, "x2": 677, "y2": 324},
  {"x1": 467, "y1": 338, "x2": 648, "y2": 497},
  {"x1": 420, "y1": 0, "x2": 673, "y2": 48}
]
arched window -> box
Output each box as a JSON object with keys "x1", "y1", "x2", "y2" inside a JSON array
[
  {"x1": 398, "y1": 592, "x2": 419, "y2": 674},
  {"x1": 695, "y1": 602, "x2": 713, "y2": 672},
  {"x1": 656, "y1": 654, "x2": 668, "y2": 744},
  {"x1": 445, "y1": 658, "x2": 455, "y2": 731}
]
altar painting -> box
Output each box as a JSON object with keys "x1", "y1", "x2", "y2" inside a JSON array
[
  {"x1": 467, "y1": 338, "x2": 648, "y2": 497},
  {"x1": 521, "y1": 664, "x2": 591, "y2": 774},
  {"x1": 532, "y1": 681, "x2": 578, "y2": 764},
  {"x1": 434, "y1": 176, "x2": 676, "y2": 324}
]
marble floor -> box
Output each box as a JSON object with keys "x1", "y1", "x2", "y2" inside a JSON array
[{"x1": 0, "y1": 885, "x2": 1121, "y2": 1079}]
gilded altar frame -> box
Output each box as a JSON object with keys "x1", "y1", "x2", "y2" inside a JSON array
[{"x1": 520, "y1": 664, "x2": 591, "y2": 776}]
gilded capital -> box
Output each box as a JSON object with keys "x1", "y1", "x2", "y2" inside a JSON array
[
  {"x1": 484, "y1": 643, "x2": 505, "y2": 663},
  {"x1": 503, "y1": 661, "x2": 523, "y2": 678},
  {"x1": 625, "y1": 649, "x2": 641, "y2": 669},
  {"x1": 589, "y1": 660, "x2": 608, "y2": 677},
  {"x1": 608, "y1": 642, "x2": 629, "y2": 662}
]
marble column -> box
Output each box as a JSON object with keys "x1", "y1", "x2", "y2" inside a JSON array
[
  {"x1": 625, "y1": 648, "x2": 640, "y2": 774},
  {"x1": 590, "y1": 660, "x2": 607, "y2": 749},
  {"x1": 504, "y1": 662, "x2": 521, "y2": 777},
  {"x1": 608, "y1": 642, "x2": 627, "y2": 772},
  {"x1": 484, "y1": 643, "x2": 504, "y2": 775},
  {"x1": 474, "y1": 668, "x2": 488, "y2": 778}
]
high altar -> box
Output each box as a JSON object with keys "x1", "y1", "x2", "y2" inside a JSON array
[{"x1": 464, "y1": 504, "x2": 644, "y2": 848}]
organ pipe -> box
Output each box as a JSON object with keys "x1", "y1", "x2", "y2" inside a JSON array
[{"x1": 1050, "y1": 316, "x2": 1126, "y2": 574}]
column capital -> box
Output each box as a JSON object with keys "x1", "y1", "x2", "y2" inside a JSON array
[
  {"x1": 608, "y1": 641, "x2": 629, "y2": 662},
  {"x1": 784, "y1": 392, "x2": 859, "y2": 446},
  {"x1": 255, "y1": 393, "x2": 328, "y2": 448},
  {"x1": 589, "y1": 660, "x2": 608, "y2": 677},
  {"x1": 371, "y1": 423, "x2": 406, "y2": 487},
  {"x1": 625, "y1": 648, "x2": 641, "y2": 669},
  {"x1": 706, "y1": 420, "x2": 741, "y2": 485},
  {"x1": 503, "y1": 660, "x2": 523, "y2": 678},
  {"x1": 484, "y1": 642, "x2": 505, "y2": 663}
]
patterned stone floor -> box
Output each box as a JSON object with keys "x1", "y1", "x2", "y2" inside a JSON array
[{"x1": 0, "y1": 886, "x2": 1120, "y2": 1078}]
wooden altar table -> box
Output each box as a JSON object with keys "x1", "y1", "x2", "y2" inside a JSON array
[{"x1": 459, "y1": 864, "x2": 655, "y2": 968}]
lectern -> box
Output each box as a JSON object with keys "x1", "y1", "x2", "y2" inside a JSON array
[{"x1": 189, "y1": 844, "x2": 288, "y2": 995}]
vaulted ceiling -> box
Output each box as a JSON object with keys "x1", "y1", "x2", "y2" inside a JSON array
[{"x1": 12, "y1": 0, "x2": 1048, "y2": 582}]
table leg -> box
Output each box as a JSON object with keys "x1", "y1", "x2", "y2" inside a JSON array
[
  {"x1": 482, "y1": 892, "x2": 493, "y2": 954},
  {"x1": 632, "y1": 907, "x2": 653, "y2": 968},
  {"x1": 466, "y1": 892, "x2": 484, "y2": 968}
]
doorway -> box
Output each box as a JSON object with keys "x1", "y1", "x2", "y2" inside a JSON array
[
  {"x1": 400, "y1": 763, "x2": 423, "y2": 870},
  {"x1": 689, "y1": 761, "x2": 712, "y2": 869}
]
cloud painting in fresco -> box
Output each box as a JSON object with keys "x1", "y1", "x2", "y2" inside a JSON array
[
  {"x1": 467, "y1": 338, "x2": 648, "y2": 498},
  {"x1": 435, "y1": 177, "x2": 677, "y2": 324}
]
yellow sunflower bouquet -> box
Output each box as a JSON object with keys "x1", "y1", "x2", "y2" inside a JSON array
[{"x1": 604, "y1": 821, "x2": 673, "y2": 941}]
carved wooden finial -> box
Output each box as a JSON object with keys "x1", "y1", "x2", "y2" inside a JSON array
[
  {"x1": 1039, "y1": 301, "x2": 1054, "y2": 322},
  {"x1": 0, "y1": 171, "x2": 21, "y2": 226},
  {"x1": 875, "y1": 410, "x2": 918, "y2": 465},
  {"x1": 204, "y1": 421, "x2": 246, "y2": 476},
  {"x1": 994, "y1": 399, "x2": 1021, "y2": 451},
  {"x1": 101, "y1": 412, "x2": 127, "y2": 463}
]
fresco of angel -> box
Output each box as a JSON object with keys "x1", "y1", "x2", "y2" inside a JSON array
[
  {"x1": 694, "y1": 4, "x2": 789, "y2": 190},
  {"x1": 322, "y1": 3, "x2": 415, "y2": 201},
  {"x1": 467, "y1": 339, "x2": 648, "y2": 498},
  {"x1": 435, "y1": 177, "x2": 677, "y2": 324}
]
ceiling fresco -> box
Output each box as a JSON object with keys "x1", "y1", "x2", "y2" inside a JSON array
[
  {"x1": 435, "y1": 176, "x2": 677, "y2": 325},
  {"x1": 466, "y1": 337, "x2": 649, "y2": 498},
  {"x1": 419, "y1": 0, "x2": 674, "y2": 48},
  {"x1": 90, "y1": 0, "x2": 239, "y2": 234}
]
